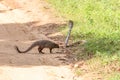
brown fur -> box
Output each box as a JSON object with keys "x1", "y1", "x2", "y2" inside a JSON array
[{"x1": 15, "y1": 40, "x2": 59, "y2": 54}]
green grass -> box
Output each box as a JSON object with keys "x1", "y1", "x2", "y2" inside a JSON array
[
  {"x1": 46, "y1": 0, "x2": 120, "y2": 79},
  {"x1": 46, "y1": 0, "x2": 120, "y2": 54},
  {"x1": 107, "y1": 72, "x2": 120, "y2": 80}
]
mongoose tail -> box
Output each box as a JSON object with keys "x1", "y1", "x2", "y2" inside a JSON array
[{"x1": 15, "y1": 43, "x2": 37, "y2": 53}]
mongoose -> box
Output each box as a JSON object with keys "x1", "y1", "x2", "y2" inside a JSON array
[
  {"x1": 65, "y1": 20, "x2": 74, "y2": 47},
  {"x1": 15, "y1": 40, "x2": 59, "y2": 54}
]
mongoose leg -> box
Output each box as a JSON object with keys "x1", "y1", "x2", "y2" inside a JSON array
[
  {"x1": 38, "y1": 47, "x2": 44, "y2": 54},
  {"x1": 50, "y1": 48, "x2": 53, "y2": 53}
]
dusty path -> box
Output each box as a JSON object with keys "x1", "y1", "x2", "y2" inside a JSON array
[{"x1": 0, "y1": 0, "x2": 80, "y2": 80}]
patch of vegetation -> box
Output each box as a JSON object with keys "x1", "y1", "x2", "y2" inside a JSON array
[
  {"x1": 106, "y1": 72, "x2": 120, "y2": 80},
  {"x1": 46, "y1": 0, "x2": 120, "y2": 79},
  {"x1": 46, "y1": 0, "x2": 120, "y2": 54},
  {"x1": 74, "y1": 68, "x2": 82, "y2": 76}
]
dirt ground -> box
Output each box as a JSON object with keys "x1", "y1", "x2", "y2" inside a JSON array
[{"x1": 0, "y1": 0, "x2": 83, "y2": 80}]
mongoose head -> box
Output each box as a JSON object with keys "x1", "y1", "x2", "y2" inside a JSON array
[{"x1": 54, "y1": 43, "x2": 59, "y2": 48}]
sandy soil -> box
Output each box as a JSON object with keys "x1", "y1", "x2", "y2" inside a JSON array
[{"x1": 0, "y1": 0, "x2": 81, "y2": 80}]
